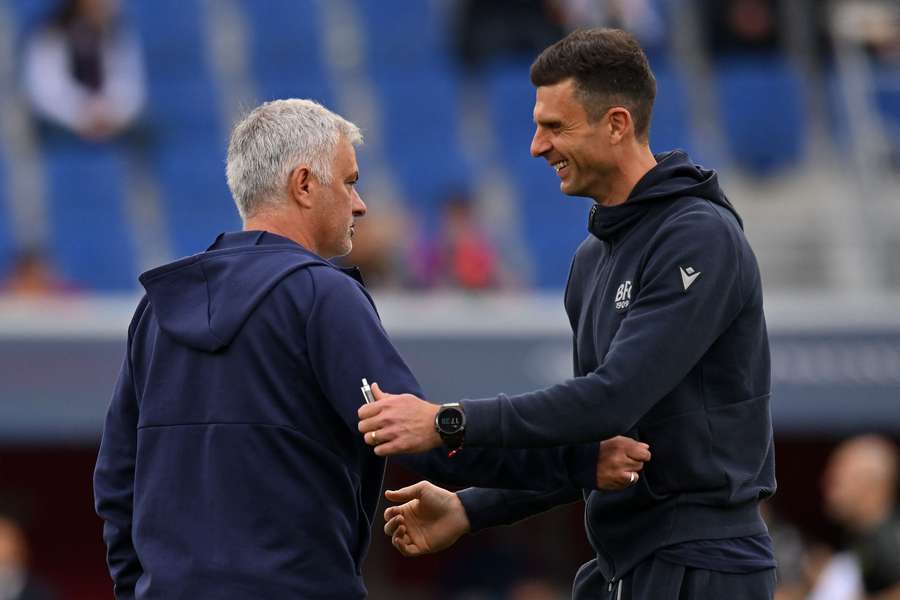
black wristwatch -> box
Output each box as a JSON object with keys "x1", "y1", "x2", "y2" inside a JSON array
[{"x1": 434, "y1": 403, "x2": 466, "y2": 453}]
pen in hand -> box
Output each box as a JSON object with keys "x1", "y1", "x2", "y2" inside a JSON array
[{"x1": 361, "y1": 378, "x2": 375, "y2": 404}]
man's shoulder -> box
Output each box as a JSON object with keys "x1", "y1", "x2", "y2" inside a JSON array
[
  {"x1": 284, "y1": 262, "x2": 374, "y2": 310},
  {"x1": 649, "y1": 198, "x2": 747, "y2": 258},
  {"x1": 659, "y1": 197, "x2": 739, "y2": 232}
]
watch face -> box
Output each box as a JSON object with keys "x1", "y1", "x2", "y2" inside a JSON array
[{"x1": 437, "y1": 408, "x2": 464, "y2": 434}]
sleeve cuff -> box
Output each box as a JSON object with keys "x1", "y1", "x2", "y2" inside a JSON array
[
  {"x1": 460, "y1": 395, "x2": 503, "y2": 447},
  {"x1": 456, "y1": 487, "x2": 506, "y2": 533}
]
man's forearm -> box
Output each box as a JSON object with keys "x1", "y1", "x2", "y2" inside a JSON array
[
  {"x1": 457, "y1": 487, "x2": 583, "y2": 533},
  {"x1": 397, "y1": 443, "x2": 598, "y2": 491}
]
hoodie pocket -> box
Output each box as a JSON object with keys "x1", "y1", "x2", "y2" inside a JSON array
[
  {"x1": 707, "y1": 394, "x2": 774, "y2": 501},
  {"x1": 638, "y1": 409, "x2": 726, "y2": 497}
]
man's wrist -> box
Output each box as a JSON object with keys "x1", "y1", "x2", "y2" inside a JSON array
[
  {"x1": 434, "y1": 403, "x2": 466, "y2": 452},
  {"x1": 427, "y1": 404, "x2": 441, "y2": 448}
]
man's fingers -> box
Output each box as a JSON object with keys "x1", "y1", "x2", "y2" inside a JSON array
[
  {"x1": 621, "y1": 459, "x2": 645, "y2": 472},
  {"x1": 374, "y1": 441, "x2": 400, "y2": 457},
  {"x1": 627, "y1": 445, "x2": 652, "y2": 462},
  {"x1": 357, "y1": 401, "x2": 383, "y2": 421},
  {"x1": 392, "y1": 535, "x2": 418, "y2": 557},
  {"x1": 358, "y1": 417, "x2": 381, "y2": 434},
  {"x1": 371, "y1": 382, "x2": 387, "y2": 400},
  {"x1": 384, "y1": 515, "x2": 404, "y2": 536},
  {"x1": 385, "y1": 481, "x2": 429, "y2": 503}
]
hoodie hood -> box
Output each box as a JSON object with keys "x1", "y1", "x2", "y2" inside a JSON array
[
  {"x1": 138, "y1": 231, "x2": 329, "y2": 352},
  {"x1": 588, "y1": 150, "x2": 741, "y2": 241}
]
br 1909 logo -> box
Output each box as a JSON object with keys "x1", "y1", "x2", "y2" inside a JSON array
[{"x1": 614, "y1": 281, "x2": 632, "y2": 311}]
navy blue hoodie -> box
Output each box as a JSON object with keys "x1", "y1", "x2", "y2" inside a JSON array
[
  {"x1": 93, "y1": 231, "x2": 599, "y2": 599},
  {"x1": 457, "y1": 151, "x2": 776, "y2": 596}
]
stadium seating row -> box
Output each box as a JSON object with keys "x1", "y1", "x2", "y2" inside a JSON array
[{"x1": 0, "y1": 0, "x2": 897, "y2": 289}]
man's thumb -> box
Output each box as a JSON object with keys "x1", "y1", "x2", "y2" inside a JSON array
[
  {"x1": 371, "y1": 382, "x2": 386, "y2": 400},
  {"x1": 385, "y1": 481, "x2": 428, "y2": 502}
]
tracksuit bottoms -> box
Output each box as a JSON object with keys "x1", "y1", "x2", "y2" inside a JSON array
[{"x1": 604, "y1": 556, "x2": 777, "y2": 600}]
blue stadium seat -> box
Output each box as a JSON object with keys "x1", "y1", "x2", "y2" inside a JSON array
[
  {"x1": 42, "y1": 138, "x2": 138, "y2": 291},
  {"x1": 7, "y1": 0, "x2": 59, "y2": 47},
  {"x1": 485, "y1": 60, "x2": 591, "y2": 289},
  {"x1": 239, "y1": 0, "x2": 335, "y2": 107},
  {"x1": 129, "y1": 0, "x2": 235, "y2": 256},
  {"x1": 649, "y1": 63, "x2": 695, "y2": 158},
  {"x1": 873, "y1": 64, "x2": 900, "y2": 162},
  {"x1": 356, "y1": 0, "x2": 448, "y2": 73},
  {"x1": 0, "y1": 150, "x2": 13, "y2": 279},
  {"x1": 714, "y1": 56, "x2": 806, "y2": 175},
  {"x1": 129, "y1": 0, "x2": 223, "y2": 143},
  {"x1": 371, "y1": 71, "x2": 471, "y2": 228},
  {"x1": 154, "y1": 143, "x2": 239, "y2": 258}
]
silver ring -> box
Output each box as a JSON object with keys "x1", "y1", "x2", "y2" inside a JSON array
[{"x1": 629, "y1": 472, "x2": 637, "y2": 485}]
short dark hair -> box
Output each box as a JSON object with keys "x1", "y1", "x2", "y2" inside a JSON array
[{"x1": 530, "y1": 28, "x2": 656, "y2": 141}]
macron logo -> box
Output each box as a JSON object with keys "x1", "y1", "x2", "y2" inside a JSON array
[{"x1": 680, "y1": 266, "x2": 701, "y2": 291}]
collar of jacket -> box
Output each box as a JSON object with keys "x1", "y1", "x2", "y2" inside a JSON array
[
  {"x1": 587, "y1": 199, "x2": 651, "y2": 242},
  {"x1": 208, "y1": 230, "x2": 366, "y2": 286},
  {"x1": 586, "y1": 150, "x2": 691, "y2": 242}
]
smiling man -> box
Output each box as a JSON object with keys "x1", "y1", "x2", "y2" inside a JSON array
[{"x1": 360, "y1": 29, "x2": 777, "y2": 600}]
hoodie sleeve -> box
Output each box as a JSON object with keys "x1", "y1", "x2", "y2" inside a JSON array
[
  {"x1": 461, "y1": 208, "x2": 747, "y2": 447},
  {"x1": 303, "y1": 267, "x2": 599, "y2": 490},
  {"x1": 457, "y1": 487, "x2": 583, "y2": 532},
  {"x1": 94, "y1": 303, "x2": 146, "y2": 600}
]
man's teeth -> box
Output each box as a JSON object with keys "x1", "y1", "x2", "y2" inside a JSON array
[{"x1": 553, "y1": 160, "x2": 568, "y2": 172}]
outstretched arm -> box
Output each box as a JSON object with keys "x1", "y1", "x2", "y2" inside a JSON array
[
  {"x1": 308, "y1": 271, "x2": 650, "y2": 491},
  {"x1": 358, "y1": 212, "x2": 750, "y2": 451},
  {"x1": 384, "y1": 482, "x2": 583, "y2": 557}
]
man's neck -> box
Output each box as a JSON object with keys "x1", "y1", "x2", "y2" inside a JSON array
[
  {"x1": 243, "y1": 214, "x2": 318, "y2": 255},
  {"x1": 596, "y1": 144, "x2": 658, "y2": 207}
]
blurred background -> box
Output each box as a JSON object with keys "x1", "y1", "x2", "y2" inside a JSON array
[{"x1": 0, "y1": 0, "x2": 898, "y2": 598}]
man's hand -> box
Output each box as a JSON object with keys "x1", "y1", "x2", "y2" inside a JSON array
[
  {"x1": 597, "y1": 436, "x2": 651, "y2": 489},
  {"x1": 358, "y1": 384, "x2": 441, "y2": 456},
  {"x1": 383, "y1": 481, "x2": 470, "y2": 557}
]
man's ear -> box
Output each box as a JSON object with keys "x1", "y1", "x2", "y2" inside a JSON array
[
  {"x1": 606, "y1": 107, "x2": 633, "y2": 146},
  {"x1": 288, "y1": 166, "x2": 314, "y2": 209}
]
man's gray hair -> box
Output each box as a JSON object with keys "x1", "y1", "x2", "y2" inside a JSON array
[{"x1": 226, "y1": 98, "x2": 363, "y2": 219}]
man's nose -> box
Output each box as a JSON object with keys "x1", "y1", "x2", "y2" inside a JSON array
[
  {"x1": 531, "y1": 129, "x2": 550, "y2": 158},
  {"x1": 352, "y1": 191, "x2": 367, "y2": 217}
]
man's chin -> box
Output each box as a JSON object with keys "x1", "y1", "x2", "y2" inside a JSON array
[
  {"x1": 559, "y1": 180, "x2": 583, "y2": 197},
  {"x1": 335, "y1": 242, "x2": 353, "y2": 259}
]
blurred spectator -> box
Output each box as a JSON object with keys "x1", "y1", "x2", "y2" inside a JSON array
[
  {"x1": 0, "y1": 514, "x2": 56, "y2": 600},
  {"x1": 0, "y1": 249, "x2": 72, "y2": 296},
  {"x1": 411, "y1": 192, "x2": 507, "y2": 291},
  {"x1": 558, "y1": 0, "x2": 667, "y2": 58},
  {"x1": 339, "y1": 209, "x2": 412, "y2": 289},
  {"x1": 820, "y1": 434, "x2": 900, "y2": 599},
  {"x1": 507, "y1": 578, "x2": 566, "y2": 600},
  {"x1": 22, "y1": 0, "x2": 145, "y2": 142},
  {"x1": 454, "y1": 0, "x2": 564, "y2": 71},
  {"x1": 761, "y1": 502, "x2": 812, "y2": 600},
  {"x1": 702, "y1": 0, "x2": 783, "y2": 56},
  {"x1": 829, "y1": 0, "x2": 900, "y2": 64},
  {"x1": 807, "y1": 548, "x2": 863, "y2": 600}
]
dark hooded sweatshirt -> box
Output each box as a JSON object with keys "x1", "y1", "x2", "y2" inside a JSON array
[
  {"x1": 456, "y1": 151, "x2": 776, "y2": 596},
  {"x1": 93, "y1": 231, "x2": 599, "y2": 600}
]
